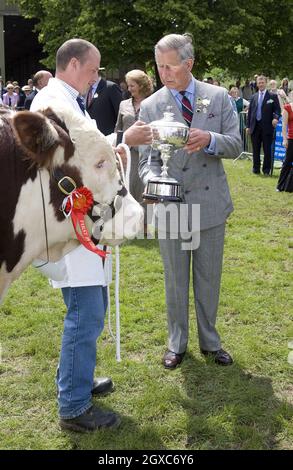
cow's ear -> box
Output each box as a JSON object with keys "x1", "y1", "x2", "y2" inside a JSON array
[{"x1": 12, "y1": 111, "x2": 59, "y2": 166}]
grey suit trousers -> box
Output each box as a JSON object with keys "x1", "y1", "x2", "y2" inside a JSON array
[{"x1": 159, "y1": 223, "x2": 225, "y2": 354}]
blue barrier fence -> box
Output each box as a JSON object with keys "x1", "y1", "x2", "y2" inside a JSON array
[{"x1": 273, "y1": 117, "x2": 286, "y2": 163}]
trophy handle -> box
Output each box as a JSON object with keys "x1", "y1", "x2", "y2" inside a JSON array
[{"x1": 147, "y1": 143, "x2": 159, "y2": 166}]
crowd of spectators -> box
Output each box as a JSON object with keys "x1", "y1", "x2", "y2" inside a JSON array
[
  {"x1": 0, "y1": 77, "x2": 33, "y2": 109},
  {"x1": 0, "y1": 71, "x2": 52, "y2": 110},
  {"x1": 204, "y1": 75, "x2": 292, "y2": 111},
  {"x1": 1, "y1": 71, "x2": 291, "y2": 192},
  {"x1": 1, "y1": 72, "x2": 292, "y2": 112}
]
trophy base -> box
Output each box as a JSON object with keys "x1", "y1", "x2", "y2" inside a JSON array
[{"x1": 143, "y1": 176, "x2": 182, "y2": 203}]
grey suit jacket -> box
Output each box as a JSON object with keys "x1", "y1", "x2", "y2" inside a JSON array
[{"x1": 139, "y1": 79, "x2": 242, "y2": 231}]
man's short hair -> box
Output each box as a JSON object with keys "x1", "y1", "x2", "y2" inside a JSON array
[
  {"x1": 257, "y1": 75, "x2": 267, "y2": 82},
  {"x1": 56, "y1": 38, "x2": 98, "y2": 71},
  {"x1": 32, "y1": 71, "x2": 44, "y2": 87},
  {"x1": 155, "y1": 33, "x2": 194, "y2": 62}
]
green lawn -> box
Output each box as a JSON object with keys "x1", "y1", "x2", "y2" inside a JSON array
[{"x1": 0, "y1": 159, "x2": 292, "y2": 450}]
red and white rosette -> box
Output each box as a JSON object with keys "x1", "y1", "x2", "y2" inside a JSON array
[{"x1": 62, "y1": 186, "x2": 108, "y2": 258}]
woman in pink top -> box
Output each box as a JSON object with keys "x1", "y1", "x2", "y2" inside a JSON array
[{"x1": 276, "y1": 95, "x2": 293, "y2": 191}]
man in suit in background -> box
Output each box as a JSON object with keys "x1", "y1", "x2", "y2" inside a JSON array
[
  {"x1": 139, "y1": 33, "x2": 242, "y2": 369},
  {"x1": 24, "y1": 70, "x2": 52, "y2": 110},
  {"x1": 86, "y1": 71, "x2": 122, "y2": 135},
  {"x1": 247, "y1": 75, "x2": 281, "y2": 175}
]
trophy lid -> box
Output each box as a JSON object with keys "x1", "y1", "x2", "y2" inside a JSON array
[
  {"x1": 150, "y1": 106, "x2": 189, "y2": 149},
  {"x1": 150, "y1": 107, "x2": 189, "y2": 130}
]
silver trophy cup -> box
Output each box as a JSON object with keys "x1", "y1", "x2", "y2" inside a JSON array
[{"x1": 143, "y1": 109, "x2": 190, "y2": 202}]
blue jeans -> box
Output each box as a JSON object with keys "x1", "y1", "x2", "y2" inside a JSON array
[{"x1": 57, "y1": 285, "x2": 107, "y2": 419}]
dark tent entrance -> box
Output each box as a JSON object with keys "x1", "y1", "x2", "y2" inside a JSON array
[{"x1": 4, "y1": 15, "x2": 44, "y2": 85}]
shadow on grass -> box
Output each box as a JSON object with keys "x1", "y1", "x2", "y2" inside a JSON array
[
  {"x1": 180, "y1": 353, "x2": 293, "y2": 450},
  {"x1": 63, "y1": 413, "x2": 166, "y2": 451}
]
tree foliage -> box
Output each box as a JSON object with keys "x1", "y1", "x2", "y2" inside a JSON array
[{"x1": 17, "y1": 0, "x2": 293, "y2": 78}]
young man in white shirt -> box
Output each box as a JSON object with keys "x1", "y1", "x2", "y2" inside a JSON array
[{"x1": 32, "y1": 38, "x2": 152, "y2": 432}]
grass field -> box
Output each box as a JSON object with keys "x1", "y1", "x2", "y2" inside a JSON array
[{"x1": 0, "y1": 159, "x2": 292, "y2": 450}]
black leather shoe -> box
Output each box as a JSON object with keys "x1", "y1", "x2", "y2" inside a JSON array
[
  {"x1": 163, "y1": 350, "x2": 185, "y2": 369},
  {"x1": 201, "y1": 348, "x2": 233, "y2": 366},
  {"x1": 92, "y1": 377, "x2": 114, "y2": 396},
  {"x1": 56, "y1": 377, "x2": 114, "y2": 398},
  {"x1": 60, "y1": 405, "x2": 120, "y2": 433}
]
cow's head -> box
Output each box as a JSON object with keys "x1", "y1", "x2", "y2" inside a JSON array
[{"x1": 12, "y1": 105, "x2": 143, "y2": 248}]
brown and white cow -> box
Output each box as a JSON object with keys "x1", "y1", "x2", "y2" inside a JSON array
[{"x1": 0, "y1": 105, "x2": 143, "y2": 302}]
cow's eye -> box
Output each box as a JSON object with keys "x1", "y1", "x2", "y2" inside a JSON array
[{"x1": 96, "y1": 160, "x2": 105, "y2": 169}]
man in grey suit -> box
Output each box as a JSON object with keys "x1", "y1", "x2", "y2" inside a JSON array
[{"x1": 139, "y1": 33, "x2": 242, "y2": 369}]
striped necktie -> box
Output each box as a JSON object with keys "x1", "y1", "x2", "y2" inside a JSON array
[
  {"x1": 76, "y1": 96, "x2": 86, "y2": 115},
  {"x1": 256, "y1": 91, "x2": 264, "y2": 121},
  {"x1": 87, "y1": 87, "x2": 94, "y2": 108},
  {"x1": 180, "y1": 91, "x2": 193, "y2": 126}
]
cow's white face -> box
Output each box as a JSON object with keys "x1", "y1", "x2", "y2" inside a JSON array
[{"x1": 56, "y1": 110, "x2": 120, "y2": 204}]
